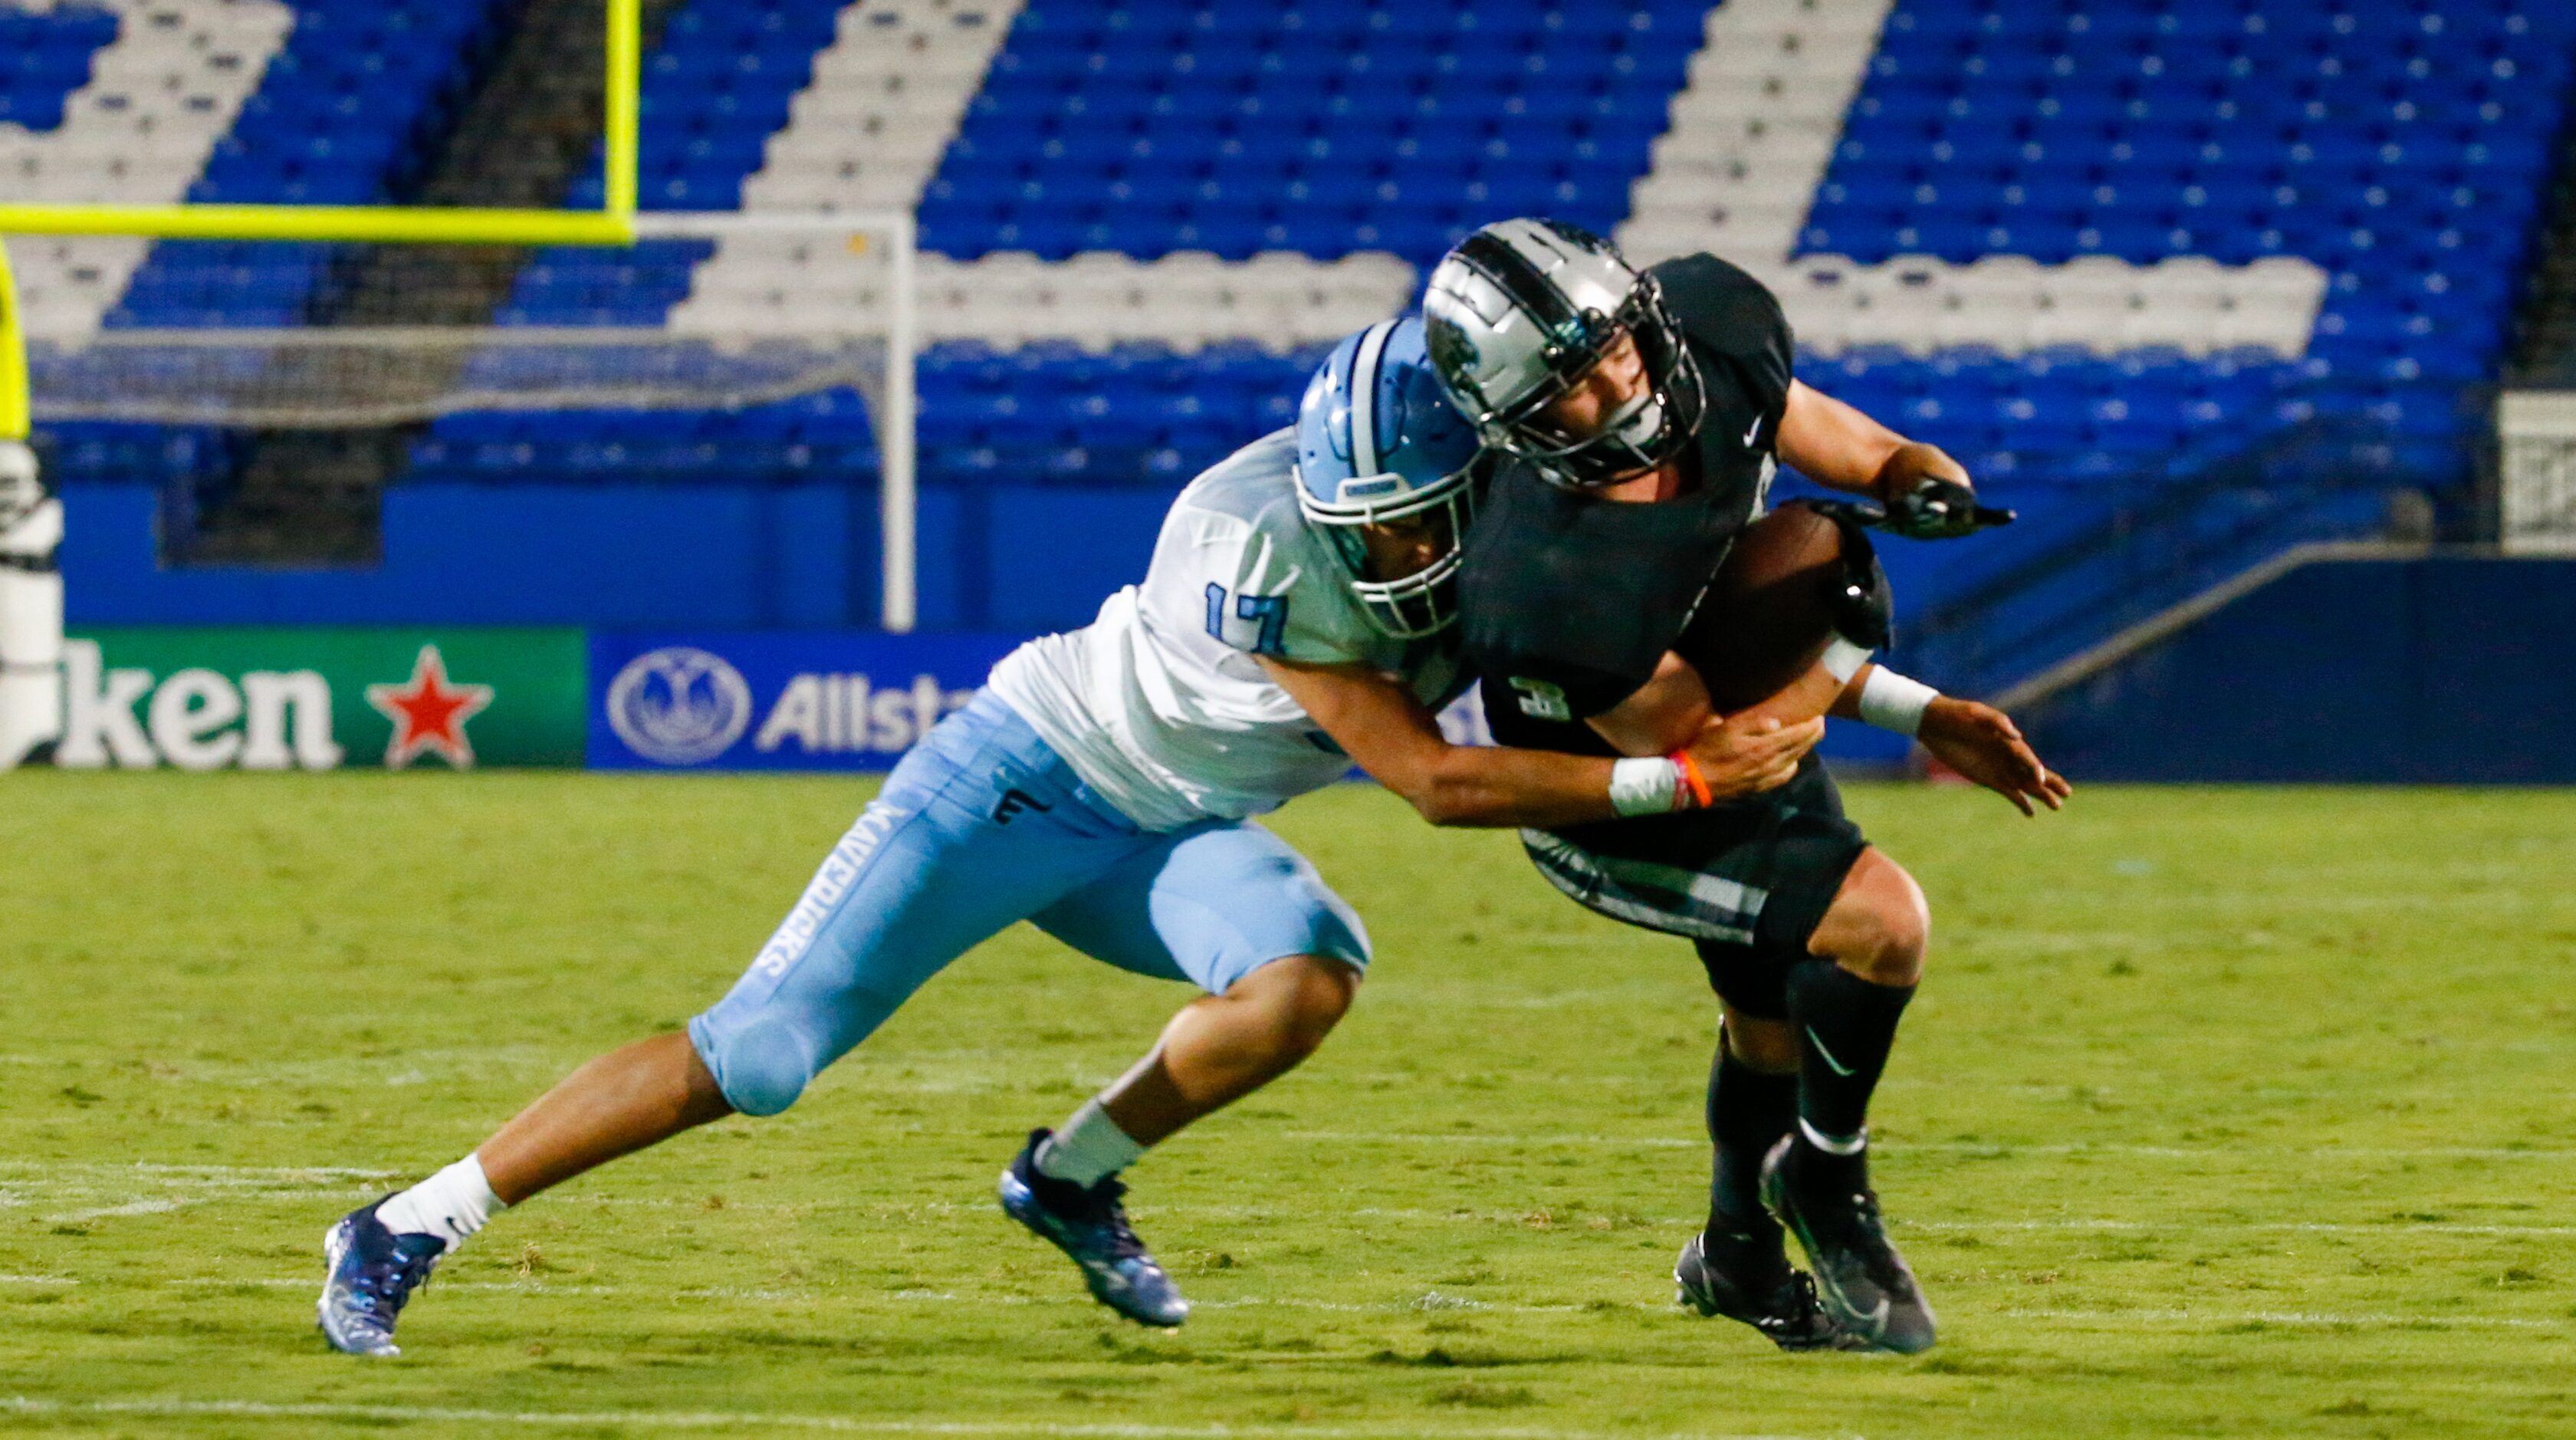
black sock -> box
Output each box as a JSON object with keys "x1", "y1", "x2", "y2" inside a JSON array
[
  {"x1": 1706, "y1": 1041, "x2": 1797, "y2": 1244},
  {"x1": 1786, "y1": 960, "x2": 1916, "y2": 1183}
]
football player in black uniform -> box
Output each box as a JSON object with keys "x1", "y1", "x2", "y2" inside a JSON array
[{"x1": 1423, "y1": 219, "x2": 2068, "y2": 1354}]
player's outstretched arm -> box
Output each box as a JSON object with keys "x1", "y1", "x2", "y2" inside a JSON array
[
  {"x1": 1258, "y1": 657, "x2": 1819, "y2": 829},
  {"x1": 1778, "y1": 379, "x2": 1971, "y2": 501},
  {"x1": 1835, "y1": 679, "x2": 2072, "y2": 817},
  {"x1": 1781, "y1": 380, "x2": 2016, "y2": 538}
]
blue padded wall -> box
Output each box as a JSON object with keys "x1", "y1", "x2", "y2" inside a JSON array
[
  {"x1": 2018, "y1": 557, "x2": 2576, "y2": 781},
  {"x1": 59, "y1": 480, "x2": 956, "y2": 630}
]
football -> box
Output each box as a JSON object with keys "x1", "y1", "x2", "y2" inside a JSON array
[{"x1": 1675, "y1": 500, "x2": 1853, "y2": 712}]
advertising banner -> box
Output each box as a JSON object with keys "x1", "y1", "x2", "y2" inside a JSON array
[
  {"x1": 589, "y1": 631, "x2": 1025, "y2": 771},
  {"x1": 58, "y1": 628, "x2": 586, "y2": 770}
]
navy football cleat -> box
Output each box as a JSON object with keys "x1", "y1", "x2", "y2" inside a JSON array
[
  {"x1": 1760, "y1": 1136, "x2": 1937, "y2": 1354},
  {"x1": 998, "y1": 1129, "x2": 1188, "y2": 1328},
  {"x1": 317, "y1": 1196, "x2": 445, "y2": 1356},
  {"x1": 1674, "y1": 1230, "x2": 1861, "y2": 1352}
]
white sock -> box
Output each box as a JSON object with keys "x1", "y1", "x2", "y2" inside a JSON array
[
  {"x1": 374, "y1": 1153, "x2": 504, "y2": 1252},
  {"x1": 1034, "y1": 1099, "x2": 1145, "y2": 1188}
]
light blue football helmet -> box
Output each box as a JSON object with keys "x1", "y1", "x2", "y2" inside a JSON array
[{"x1": 1293, "y1": 317, "x2": 1484, "y2": 638}]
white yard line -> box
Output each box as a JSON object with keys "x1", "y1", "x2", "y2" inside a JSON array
[
  {"x1": 1904, "y1": 1218, "x2": 2576, "y2": 1238},
  {"x1": 2003, "y1": 1307, "x2": 2568, "y2": 1330},
  {"x1": 44, "y1": 1198, "x2": 187, "y2": 1223},
  {"x1": 0, "y1": 1399, "x2": 1815, "y2": 1440},
  {"x1": 24, "y1": 1276, "x2": 1597, "y2": 1314},
  {"x1": 29, "y1": 1274, "x2": 2564, "y2": 1333},
  {"x1": 0, "y1": 1176, "x2": 385, "y2": 1226},
  {"x1": 0, "y1": 1163, "x2": 402, "y2": 1178},
  {"x1": 6, "y1": 1161, "x2": 2571, "y2": 1242},
  {"x1": 0, "y1": 1165, "x2": 395, "y2": 1225},
  {"x1": 1281, "y1": 1133, "x2": 2576, "y2": 1160},
  {"x1": 15, "y1": 1273, "x2": 2566, "y2": 1336}
]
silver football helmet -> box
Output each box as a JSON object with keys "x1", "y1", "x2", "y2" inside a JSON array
[{"x1": 1421, "y1": 218, "x2": 1705, "y2": 492}]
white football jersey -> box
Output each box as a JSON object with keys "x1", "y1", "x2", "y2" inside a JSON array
[{"x1": 987, "y1": 429, "x2": 1470, "y2": 832}]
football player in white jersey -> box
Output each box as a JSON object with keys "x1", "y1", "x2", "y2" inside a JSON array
[{"x1": 317, "y1": 320, "x2": 1823, "y2": 1356}]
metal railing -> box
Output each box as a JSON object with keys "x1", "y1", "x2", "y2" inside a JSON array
[{"x1": 1898, "y1": 405, "x2": 2477, "y2": 699}]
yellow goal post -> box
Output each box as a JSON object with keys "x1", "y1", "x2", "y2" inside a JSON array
[
  {"x1": 0, "y1": 0, "x2": 643, "y2": 249},
  {"x1": 0, "y1": 214, "x2": 921, "y2": 632},
  {"x1": 0, "y1": 0, "x2": 923, "y2": 632},
  {"x1": 0, "y1": 239, "x2": 25, "y2": 445}
]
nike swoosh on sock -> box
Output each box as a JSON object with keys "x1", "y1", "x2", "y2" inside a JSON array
[{"x1": 1805, "y1": 1025, "x2": 1856, "y2": 1077}]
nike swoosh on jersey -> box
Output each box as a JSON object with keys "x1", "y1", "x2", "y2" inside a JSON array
[{"x1": 1742, "y1": 416, "x2": 1763, "y2": 445}]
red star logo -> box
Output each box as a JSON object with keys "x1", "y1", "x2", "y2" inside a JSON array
[{"x1": 366, "y1": 644, "x2": 495, "y2": 770}]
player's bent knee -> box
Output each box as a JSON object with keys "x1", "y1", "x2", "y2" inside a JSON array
[
  {"x1": 1816, "y1": 851, "x2": 1931, "y2": 986},
  {"x1": 1237, "y1": 954, "x2": 1359, "y2": 1063},
  {"x1": 704, "y1": 1017, "x2": 820, "y2": 1118},
  {"x1": 1278, "y1": 958, "x2": 1360, "y2": 1056},
  {"x1": 1845, "y1": 902, "x2": 1928, "y2": 987}
]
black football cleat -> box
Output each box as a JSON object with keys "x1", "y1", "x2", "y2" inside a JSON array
[
  {"x1": 1760, "y1": 1136, "x2": 1937, "y2": 1354},
  {"x1": 1674, "y1": 1229, "x2": 1862, "y2": 1352}
]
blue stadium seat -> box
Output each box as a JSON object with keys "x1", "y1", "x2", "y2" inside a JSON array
[{"x1": 31, "y1": 0, "x2": 2552, "y2": 643}]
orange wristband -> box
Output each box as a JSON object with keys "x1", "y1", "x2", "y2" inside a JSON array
[{"x1": 1667, "y1": 749, "x2": 1713, "y2": 809}]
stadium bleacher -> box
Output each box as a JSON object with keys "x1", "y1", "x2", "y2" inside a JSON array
[
  {"x1": 13, "y1": 0, "x2": 514, "y2": 490},
  {"x1": 13, "y1": 0, "x2": 2575, "y2": 639},
  {"x1": 0, "y1": 2, "x2": 116, "y2": 133}
]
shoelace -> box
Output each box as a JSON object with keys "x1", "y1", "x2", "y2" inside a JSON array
[
  {"x1": 1762, "y1": 1272, "x2": 1829, "y2": 1333},
  {"x1": 1840, "y1": 1190, "x2": 1916, "y2": 1289},
  {"x1": 351, "y1": 1247, "x2": 439, "y2": 1317},
  {"x1": 1073, "y1": 1179, "x2": 1149, "y2": 1263}
]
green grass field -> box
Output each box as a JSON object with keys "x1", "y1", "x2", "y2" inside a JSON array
[{"x1": 2, "y1": 771, "x2": 2572, "y2": 1438}]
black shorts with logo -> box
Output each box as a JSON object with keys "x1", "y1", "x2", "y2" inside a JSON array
[{"x1": 1521, "y1": 759, "x2": 1866, "y2": 1019}]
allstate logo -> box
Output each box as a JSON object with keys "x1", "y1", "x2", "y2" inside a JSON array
[{"x1": 606, "y1": 647, "x2": 753, "y2": 764}]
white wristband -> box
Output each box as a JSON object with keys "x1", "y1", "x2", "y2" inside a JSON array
[
  {"x1": 1821, "y1": 635, "x2": 1875, "y2": 683},
  {"x1": 1608, "y1": 756, "x2": 1684, "y2": 816},
  {"x1": 1856, "y1": 667, "x2": 1940, "y2": 737}
]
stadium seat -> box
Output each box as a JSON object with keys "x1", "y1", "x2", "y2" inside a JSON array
[{"x1": 19, "y1": 0, "x2": 2560, "y2": 642}]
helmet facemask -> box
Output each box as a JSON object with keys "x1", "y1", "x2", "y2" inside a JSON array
[
  {"x1": 1300, "y1": 455, "x2": 1483, "y2": 639},
  {"x1": 1480, "y1": 278, "x2": 1707, "y2": 492},
  {"x1": 1423, "y1": 221, "x2": 1710, "y2": 495}
]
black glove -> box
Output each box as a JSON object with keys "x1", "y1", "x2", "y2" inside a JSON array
[{"x1": 1884, "y1": 478, "x2": 2013, "y2": 540}]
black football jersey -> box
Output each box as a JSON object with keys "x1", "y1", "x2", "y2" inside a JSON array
[{"x1": 1458, "y1": 252, "x2": 1796, "y2": 758}]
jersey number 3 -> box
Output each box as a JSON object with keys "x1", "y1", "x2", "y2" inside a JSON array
[{"x1": 1204, "y1": 583, "x2": 1288, "y2": 656}]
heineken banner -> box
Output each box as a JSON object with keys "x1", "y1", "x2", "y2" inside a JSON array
[
  {"x1": 590, "y1": 631, "x2": 1022, "y2": 771},
  {"x1": 58, "y1": 628, "x2": 586, "y2": 771}
]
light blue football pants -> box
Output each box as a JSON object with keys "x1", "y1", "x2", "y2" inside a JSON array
[{"x1": 688, "y1": 690, "x2": 1370, "y2": 1116}]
